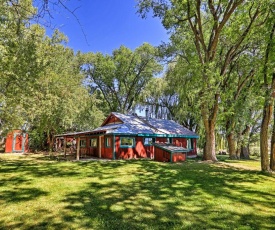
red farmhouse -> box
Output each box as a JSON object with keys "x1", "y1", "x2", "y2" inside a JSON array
[{"x1": 55, "y1": 112, "x2": 199, "y2": 162}]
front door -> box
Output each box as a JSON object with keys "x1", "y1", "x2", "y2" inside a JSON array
[{"x1": 13, "y1": 133, "x2": 25, "y2": 152}]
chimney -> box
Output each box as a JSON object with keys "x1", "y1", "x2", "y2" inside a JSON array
[{"x1": 145, "y1": 108, "x2": 149, "y2": 121}]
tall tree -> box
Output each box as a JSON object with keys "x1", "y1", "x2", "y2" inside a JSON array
[
  {"x1": 0, "y1": 0, "x2": 39, "y2": 131},
  {"x1": 0, "y1": 1, "x2": 104, "y2": 150},
  {"x1": 220, "y1": 51, "x2": 259, "y2": 159},
  {"x1": 23, "y1": 30, "x2": 104, "y2": 150},
  {"x1": 141, "y1": 77, "x2": 178, "y2": 120},
  {"x1": 138, "y1": 0, "x2": 269, "y2": 161},
  {"x1": 81, "y1": 43, "x2": 162, "y2": 114},
  {"x1": 263, "y1": 15, "x2": 275, "y2": 171}
]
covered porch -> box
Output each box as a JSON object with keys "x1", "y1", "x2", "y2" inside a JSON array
[{"x1": 54, "y1": 131, "x2": 107, "y2": 161}]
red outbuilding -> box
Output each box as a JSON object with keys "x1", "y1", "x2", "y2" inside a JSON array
[
  {"x1": 55, "y1": 112, "x2": 199, "y2": 162},
  {"x1": 5, "y1": 130, "x2": 29, "y2": 153},
  {"x1": 154, "y1": 143, "x2": 188, "y2": 162}
]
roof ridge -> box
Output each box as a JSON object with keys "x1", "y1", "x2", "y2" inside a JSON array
[{"x1": 132, "y1": 114, "x2": 167, "y2": 134}]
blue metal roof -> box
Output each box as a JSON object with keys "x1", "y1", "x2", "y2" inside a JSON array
[
  {"x1": 153, "y1": 143, "x2": 189, "y2": 153},
  {"x1": 91, "y1": 112, "x2": 199, "y2": 138},
  {"x1": 147, "y1": 118, "x2": 197, "y2": 136}
]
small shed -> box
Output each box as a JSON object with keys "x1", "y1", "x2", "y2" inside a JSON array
[
  {"x1": 5, "y1": 130, "x2": 29, "y2": 153},
  {"x1": 153, "y1": 143, "x2": 188, "y2": 162}
]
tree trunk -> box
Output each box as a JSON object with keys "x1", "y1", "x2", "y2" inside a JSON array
[
  {"x1": 260, "y1": 102, "x2": 272, "y2": 171},
  {"x1": 227, "y1": 133, "x2": 237, "y2": 159},
  {"x1": 203, "y1": 121, "x2": 218, "y2": 161},
  {"x1": 46, "y1": 131, "x2": 53, "y2": 158},
  {"x1": 240, "y1": 125, "x2": 251, "y2": 159},
  {"x1": 201, "y1": 94, "x2": 219, "y2": 162},
  {"x1": 260, "y1": 23, "x2": 275, "y2": 171},
  {"x1": 270, "y1": 133, "x2": 275, "y2": 170},
  {"x1": 240, "y1": 146, "x2": 250, "y2": 159},
  {"x1": 236, "y1": 147, "x2": 241, "y2": 159},
  {"x1": 270, "y1": 99, "x2": 275, "y2": 170},
  {"x1": 47, "y1": 130, "x2": 55, "y2": 154}
]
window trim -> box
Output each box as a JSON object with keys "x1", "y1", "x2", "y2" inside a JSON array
[
  {"x1": 105, "y1": 137, "x2": 111, "y2": 148},
  {"x1": 90, "y1": 138, "x2": 97, "y2": 148},
  {"x1": 120, "y1": 137, "x2": 135, "y2": 148},
  {"x1": 187, "y1": 138, "x2": 193, "y2": 150},
  {"x1": 143, "y1": 137, "x2": 155, "y2": 146},
  {"x1": 80, "y1": 139, "x2": 87, "y2": 148}
]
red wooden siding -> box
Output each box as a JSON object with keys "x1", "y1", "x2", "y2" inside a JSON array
[
  {"x1": 116, "y1": 136, "x2": 152, "y2": 159},
  {"x1": 114, "y1": 136, "x2": 193, "y2": 160},
  {"x1": 172, "y1": 137, "x2": 197, "y2": 157},
  {"x1": 86, "y1": 137, "x2": 98, "y2": 157},
  {"x1": 172, "y1": 138, "x2": 187, "y2": 147},
  {"x1": 172, "y1": 153, "x2": 186, "y2": 162},
  {"x1": 102, "y1": 114, "x2": 123, "y2": 126},
  {"x1": 55, "y1": 134, "x2": 197, "y2": 161},
  {"x1": 187, "y1": 139, "x2": 197, "y2": 157},
  {"x1": 154, "y1": 147, "x2": 170, "y2": 162},
  {"x1": 101, "y1": 136, "x2": 113, "y2": 159},
  {"x1": 156, "y1": 137, "x2": 168, "y2": 143},
  {"x1": 5, "y1": 130, "x2": 28, "y2": 153},
  {"x1": 154, "y1": 145, "x2": 186, "y2": 162},
  {"x1": 5, "y1": 133, "x2": 13, "y2": 153}
]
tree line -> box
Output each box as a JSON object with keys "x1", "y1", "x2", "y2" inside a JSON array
[{"x1": 1, "y1": 0, "x2": 275, "y2": 171}]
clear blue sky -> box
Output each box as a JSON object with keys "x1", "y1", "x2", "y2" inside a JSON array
[{"x1": 45, "y1": 0, "x2": 169, "y2": 54}]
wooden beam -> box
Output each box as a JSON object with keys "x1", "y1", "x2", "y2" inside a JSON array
[
  {"x1": 98, "y1": 136, "x2": 102, "y2": 158},
  {"x1": 64, "y1": 138, "x2": 66, "y2": 158},
  {"x1": 76, "y1": 137, "x2": 80, "y2": 161},
  {"x1": 113, "y1": 135, "x2": 116, "y2": 160}
]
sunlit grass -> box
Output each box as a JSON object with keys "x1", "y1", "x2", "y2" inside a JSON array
[{"x1": 0, "y1": 153, "x2": 275, "y2": 229}]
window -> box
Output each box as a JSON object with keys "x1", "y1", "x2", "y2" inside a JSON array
[
  {"x1": 187, "y1": 139, "x2": 193, "y2": 149},
  {"x1": 80, "y1": 139, "x2": 86, "y2": 147},
  {"x1": 105, "y1": 137, "x2": 111, "y2": 147},
  {"x1": 90, "y1": 138, "x2": 97, "y2": 147},
  {"x1": 120, "y1": 137, "x2": 135, "y2": 148},
  {"x1": 144, "y1": 137, "x2": 155, "y2": 146},
  {"x1": 167, "y1": 137, "x2": 172, "y2": 143}
]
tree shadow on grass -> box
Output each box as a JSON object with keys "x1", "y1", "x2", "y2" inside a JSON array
[
  {"x1": 1, "y1": 187, "x2": 48, "y2": 203},
  {"x1": 57, "y1": 160, "x2": 275, "y2": 229},
  {"x1": 1, "y1": 157, "x2": 275, "y2": 229},
  {"x1": 0, "y1": 157, "x2": 80, "y2": 179},
  {"x1": 0, "y1": 208, "x2": 71, "y2": 230}
]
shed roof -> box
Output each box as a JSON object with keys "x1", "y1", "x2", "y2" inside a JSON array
[{"x1": 153, "y1": 143, "x2": 189, "y2": 153}]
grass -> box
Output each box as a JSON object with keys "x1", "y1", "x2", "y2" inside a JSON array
[{"x1": 0, "y1": 154, "x2": 275, "y2": 230}]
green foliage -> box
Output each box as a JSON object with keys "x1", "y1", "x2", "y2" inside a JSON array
[
  {"x1": 0, "y1": 1, "x2": 40, "y2": 133},
  {"x1": 22, "y1": 30, "x2": 104, "y2": 149},
  {"x1": 81, "y1": 43, "x2": 162, "y2": 114},
  {"x1": 0, "y1": 2, "x2": 104, "y2": 150},
  {"x1": 137, "y1": 0, "x2": 273, "y2": 159}
]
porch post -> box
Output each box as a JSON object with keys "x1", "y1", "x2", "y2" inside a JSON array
[
  {"x1": 98, "y1": 136, "x2": 102, "y2": 158},
  {"x1": 64, "y1": 138, "x2": 67, "y2": 158},
  {"x1": 113, "y1": 135, "x2": 116, "y2": 160},
  {"x1": 76, "y1": 136, "x2": 80, "y2": 161}
]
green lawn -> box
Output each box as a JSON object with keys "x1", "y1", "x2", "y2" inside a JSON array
[{"x1": 0, "y1": 154, "x2": 275, "y2": 230}]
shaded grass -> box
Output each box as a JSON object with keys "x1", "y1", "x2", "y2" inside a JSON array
[{"x1": 0, "y1": 154, "x2": 275, "y2": 230}]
